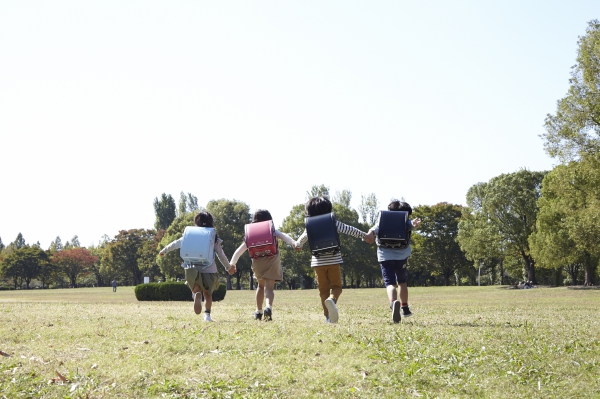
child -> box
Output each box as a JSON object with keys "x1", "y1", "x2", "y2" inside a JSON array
[
  {"x1": 159, "y1": 211, "x2": 236, "y2": 322},
  {"x1": 366, "y1": 200, "x2": 421, "y2": 323},
  {"x1": 229, "y1": 209, "x2": 297, "y2": 321},
  {"x1": 295, "y1": 196, "x2": 372, "y2": 324}
]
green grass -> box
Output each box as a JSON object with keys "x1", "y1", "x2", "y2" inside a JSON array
[{"x1": 1, "y1": 286, "x2": 599, "y2": 398}]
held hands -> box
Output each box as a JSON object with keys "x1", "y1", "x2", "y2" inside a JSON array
[
  {"x1": 412, "y1": 218, "x2": 422, "y2": 229},
  {"x1": 159, "y1": 252, "x2": 165, "y2": 257},
  {"x1": 363, "y1": 231, "x2": 375, "y2": 245},
  {"x1": 228, "y1": 265, "x2": 237, "y2": 275}
]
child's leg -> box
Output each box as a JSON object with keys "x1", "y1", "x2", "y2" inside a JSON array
[
  {"x1": 399, "y1": 282, "x2": 408, "y2": 304},
  {"x1": 264, "y1": 279, "x2": 275, "y2": 308},
  {"x1": 192, "y1": 283, "x2": 202, "y2": 314},
  {"x1": 203, "y1": 288, "x2": 212, "y2": 312},
  {"x1": 256, "y1": 279, "x2": 265, "y2": 310},
  {"x1": 314, "y1": 266, "x2": 331, "y2": 316},
  {"x1": 386, "y1": 284, "x2": 398, "y2": 303},
  {"x1": 328, "y1": 265, "x2": 342, "y2": 302}
]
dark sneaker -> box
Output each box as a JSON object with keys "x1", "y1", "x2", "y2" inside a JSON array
[
  {"x1": 254, "y1": 311, "x2": 263, "y2": 321},
  {"x1": 264, "y1": 307, "x2": 272, "y2": 321},
  {"x1": 324, "y1": 298, "x2": 338, "y2": 323},
  {"x1": 392, "y1": 300, "x2": 401, "y2": 323},
  {"x1": 401, "y1": 306, "x2": 412, "y2": 318}
]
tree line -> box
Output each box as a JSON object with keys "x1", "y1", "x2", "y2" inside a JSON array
[{"x1": 1, "y1": 20, "x2": 599, "y2": 289}]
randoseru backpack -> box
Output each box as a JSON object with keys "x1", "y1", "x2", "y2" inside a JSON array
[
  {"x1": 180, "y1": 226, "x2": 216, "y2": 268},
  {"x1": 305, "y1": 213, "x2": 341, "y2": 258},
  {"x1": 376, "y1": 210, "x2": 411, "y2": 249},
  {"x1": 245, "y1": 220, "x2": 278, "y2": 258}
]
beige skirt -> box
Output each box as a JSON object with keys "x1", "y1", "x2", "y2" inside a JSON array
[{"x1": 252, "y1": 254, "x2": 283, "y2": 281}]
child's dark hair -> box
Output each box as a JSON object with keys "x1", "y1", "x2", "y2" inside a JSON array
[
  {"x1": 194, "y1": 211, "x2": 218, "y2": 241},
  {"x1": 388, "y1": 200, "x2": 412, "y2": 215},
  {"x1": 252, "y1": 209, "x2": 273, "y2": 223},
  {"x1": 305, "y1": 196, "x2": 333, "y2": 217}
]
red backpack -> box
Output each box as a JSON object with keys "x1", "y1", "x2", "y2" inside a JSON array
[{"x1": 245, "y1": 220, "x2": 278, "y2": 258}]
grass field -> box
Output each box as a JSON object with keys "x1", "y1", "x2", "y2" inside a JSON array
[{"x1": 1, "y1": 286, "x2": 599, "y2": 398}]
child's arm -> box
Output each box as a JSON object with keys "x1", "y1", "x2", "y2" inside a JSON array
[
  {"x1": 294, "y1": 230, "x2": 308, "y2": 251},
  {"x1": 158, "y1": 238, "x2": 182, "y2": 256},
  {"x1": 215, "y1": 240, "x2": 236, "y2": 275},
  {"x1": 274, "y1": 230, "x2": 298, "y2": 248},
  {"x1": 229, "y1": 242, "x2": 248, "y2": 267},
  {"x1": 336, "y1": 221, "x2": 369, "y2": 240}
]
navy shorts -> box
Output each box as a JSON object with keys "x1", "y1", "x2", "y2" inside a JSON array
[{"x1": 379, "y1": 259, "x2": 408, "y2": 286}]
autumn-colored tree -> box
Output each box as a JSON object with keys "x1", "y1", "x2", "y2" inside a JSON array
[{"x1": 53, "y1": 247, "x2": 98, "y2": 288}]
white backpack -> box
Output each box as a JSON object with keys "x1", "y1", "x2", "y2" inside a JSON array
[{"x1": 180, "y1": 226, "x2": 216, "y2": 268}]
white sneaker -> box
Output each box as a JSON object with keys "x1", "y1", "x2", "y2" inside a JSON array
[
  {"x1": 203, "y1": 313, "x2": 214, "y2": 322},
  {"x1": 324, "y1": 298, "x2": 338, "y2": 324}
]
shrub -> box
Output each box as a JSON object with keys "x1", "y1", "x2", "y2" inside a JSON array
[{"x1": 134, "y1": 282, "x2": 227, "y2": 302}]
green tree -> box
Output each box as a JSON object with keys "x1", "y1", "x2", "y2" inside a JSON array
[
  {"x1": 177, "y1": 192, "x2": 200, "y2": 217},
  {"x1": 457, "y1": 183, "x2": 508, "y2": 285},
  {"x1": 102, "y1": 229, "x2": 156, "y2": 285},
  {"x1": 14, "y1": 233, "x2": 26, "y2": 249},
  {"x1": 154, "y1": 193, "x2": 176, "y2": 231},
  {"x1": 411, "y1": 203, "x2": 470, "y2": 286},
  {"x1": 279, "y1": 204, "x2": 313, "y2": 289},
  {"x1": 530, "y1": 157, "x2": 600, "y2": 285},
  {"x1": 543, "y1": 20, "x2": 600, "y2": 162},
  {"x1": 49, "y1": 236, "x2": 63, "y2": 252},
  {"x1": 458, "y1": 170, "x2": 546, "y2": 284},
  {"x1": 306, "y1": 184, "x2": 330, "y2": 200},
  {"x1": 206, "y1": 199, "x2": 251, "y2": 290},
  {"x1": 0, "y1": 246, "x2": 49, "y2": 289},
  {"x1": 0, "y1": 237, "x2": 4, "y2": 253},
  {"x1": 358, "y1": 193, "x2": 380, "y2": 226}
]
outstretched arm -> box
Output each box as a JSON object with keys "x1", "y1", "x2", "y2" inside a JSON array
[
  {"x1": 229, "y1": 242, "x2": 248, "y2": 267},
  {"x1": 215, "y1": 241, "x2": 236, "y2": 275}
]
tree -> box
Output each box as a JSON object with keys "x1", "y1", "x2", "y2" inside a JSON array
[
  {"x1": 102, "y1": 229, "x2": 156, "y2": 285},
  {"x1": 154, "y1": 193, "x2": 176, "y2": 231},
  {"x1": 0, "y1": 246, "x2": 49, "y2": 289},
  {"x1": 333, "y1": 189, "x2": 352, "y2": 208},
  {"x1": 49, "y1": 236, "x2": 63, "y2": 252},
  {"x1": 457, "y1": 183, "x2": 508, "y2": 285},
  {"x1": 543, "y1": 20, "x2": 600, "y2": 162},
  {"x1": 14, "y1": 233, "x2": 26, "y2": 249},
  {"x1": 53, "y1": 247, "x2": 98, "y2": 288},
  {"x1": 358, "y1": 193, "x2": 380, "y2": 226},
  {"x1": 177, "y1": 192, "x2": 200, "y2": 216},
  {"x1": 206, "y1": 199, "x2": 251, "y2": 290},
  {"x1": 306, "y1": 184, "x2": 330, "y2": 200},
  {"x1": 458, "y1": 170, "x2": 546, "y2": 284},
  {"x1": 0, "y1": 237, "x2": 4, "y2": 253},
  {"x1": 279, "y1": 204, "x2": 314, "y2": 289},
  {"x1": 411, "y1": 203, "x2": 470, "y2": 286},
  {"x1": 530, "y1": 157, "x2": 600, "y2": 285}
]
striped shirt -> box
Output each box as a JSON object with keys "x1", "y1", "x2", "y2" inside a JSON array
[{"x1": 296, "y1": 220, "x2": 367, "y2": 267}]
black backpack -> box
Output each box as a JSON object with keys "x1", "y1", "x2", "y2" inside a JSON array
[
  {"x1": 305, "y1": 213, "x2": 341, "y2": 257},
  {"x1": 376, "y1": 210, "x2": 411, "y2": 249}
]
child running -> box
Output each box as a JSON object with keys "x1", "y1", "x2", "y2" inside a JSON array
[
  {"x1": 366, "y1": 200, "x2": 421, "y2": 323},
  {"x1": 295, "y1": 196, "x2": 373, "y2": 324},
  {"x1": 229, "y1": 209, "x2": 297, "y2": 321},
  {"x1": 159, "y1": 211, "x2": 236, "y2": 322}
]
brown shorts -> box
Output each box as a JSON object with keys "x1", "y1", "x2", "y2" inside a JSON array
[
  {"x1": 252, "y1": 254, "x2": 283, "y2": 281},
  {"x1": 184, "y1": 269, "x2": 220, "y2": 293}
]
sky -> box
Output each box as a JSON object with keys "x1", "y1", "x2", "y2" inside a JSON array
[{"x1": 0, "y1": 1, "x2": 598, "y2": 249}]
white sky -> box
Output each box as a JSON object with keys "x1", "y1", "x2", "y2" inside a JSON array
[{"x1": 1, "y1": 1, "x2": 597, "y2": 249}]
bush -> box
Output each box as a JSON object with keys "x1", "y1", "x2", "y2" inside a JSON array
[{"x1": 134, "y1": 282, "x2": 227, "y2": 302}]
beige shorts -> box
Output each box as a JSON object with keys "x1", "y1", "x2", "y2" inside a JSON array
[
  {"x1": 184, "y1": 269, "x2": 220, "y2": 293},
  {"x1": 252, "y1": 254, "x2": 283, "y2": 281}
]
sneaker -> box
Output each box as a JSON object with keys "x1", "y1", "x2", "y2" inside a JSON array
[
  {"x1": 193, "y1": 293, "x2": 202, "y2": 315},
  {"x1": 392, "y1": 300, "x2": 401, "y2": 323},
  {"x1": 264, "y1": 307, "x2": 272, "y2": 321},
  {"x1": 254, "y1": 311, "x2": 263, "y2": 320},
  {"x1": 401, "y1": 306, "x2": 412, "y2": 318},
  {"x1": 203, "y1": 313, "x2": 214, "y2": 322},
  {"x1": 324, "y1": 298, "x2": 338, "y2": 324}
]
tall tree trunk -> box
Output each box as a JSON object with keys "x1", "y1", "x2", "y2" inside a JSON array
[
  {"x1": 226, "y1": 274, "x2": 232, "y2": 290},
  {"x1": 521, "y1": 251, "x2": 536, "y2": 284},
  {"x1": 249, "y1": 270, "x2": 254, "y2": 290}
]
